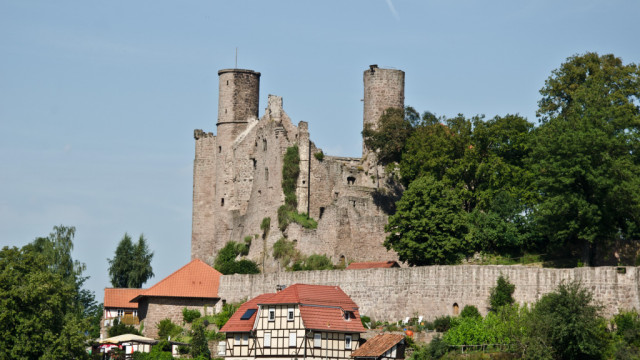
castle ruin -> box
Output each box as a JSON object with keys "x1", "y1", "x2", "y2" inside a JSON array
[{"x1": 191, "y1": 65, "x2": 405, "y2": 270}]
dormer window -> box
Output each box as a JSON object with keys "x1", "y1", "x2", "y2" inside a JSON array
[{"x1": 343, "y1": 311, "x2": 355, "y2": 321}]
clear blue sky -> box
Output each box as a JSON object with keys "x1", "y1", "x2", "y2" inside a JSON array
[{"x1": 1, "y1": 0, "x2": 639, "y2": 300}]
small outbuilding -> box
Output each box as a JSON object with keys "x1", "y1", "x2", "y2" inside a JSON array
[{"x1": 350, "y1": 334, "x2": 405, "y2": 360}]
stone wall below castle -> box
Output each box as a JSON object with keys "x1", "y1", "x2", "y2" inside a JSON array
[{"x1": 218, "y1": 265, "x2": 640, "y2": 321}]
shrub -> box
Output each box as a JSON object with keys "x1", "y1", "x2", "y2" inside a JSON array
[
  {"x1": 314, "y1": 151, "x2": 324, "y2": 161},
  {"x1": 489, "y1": 275, "x2": 515, "y2": 311},
  {"x1": 213, "y1": 302, "x2": 242, "y2": 329},
  {"x1": 108, "y1": 318, "x2": 141, "y2": 337},
  {"x1": 157, "y1": 319, "x2": 183, "y2": 340},
  {"x1": 433, "y1": 315, "x2": 452, "y2": 332},
  {"x1": 214, "y1": 241, "x2": 260, "y2": 275},
  {"x1": 273, "y1": 237, "x2": 301, "y2": 268},
  {"x1": 298, "y1": 254, "x2": 334, "y2": 270},
  {"x1": 360, "y1": 315, "x2": 371, "y2": 329},
  {"x1": 182, "y1": 308, "x2": 202, "y2": 323},
  {"x1": 460, "y1": 305, "x2": 481, "y2": 319},
  {"x1": 260, "y1": 217, "x2": 271, "y2": 239}
]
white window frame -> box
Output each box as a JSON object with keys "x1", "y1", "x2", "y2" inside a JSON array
[
  {"x1": 289, "y1": 332, "x2": 296, "y2": 347},
  {"x1": 242, "y1": 333, "x2": 249, "y2": 345},
  {"x1": 345, "y1": 335, "x2": 352, "y2": 350},
  {"x1": 268, "y1": 307, "x2": 275, "y2": 321},
  {"x1": 264, "y1": 332, "x2": 271, "y2": 348},
  {"x1": 287, "y1": 307, "x2": 294, "y2": 321},
  {"x1": 234, "y1": 334, "x2": 241, "y2": 345},
  {"x1": 117, "y1": 309, "x2": 124, "y2": 317},
  {"x1": 314, "y1": 333, "x2": 322, "y2": 348}
]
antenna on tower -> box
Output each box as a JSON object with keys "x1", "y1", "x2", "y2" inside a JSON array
[{"x1": 235, "y1": 47, "x2": 238, "y2": 68}]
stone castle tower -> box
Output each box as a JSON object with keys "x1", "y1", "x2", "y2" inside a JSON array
[{"x1": 192, "y1": 65, "x2": 405, "y2": 271}]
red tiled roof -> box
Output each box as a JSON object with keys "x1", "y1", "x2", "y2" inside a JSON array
[
  {"x1": 258, "y1": 284, "x2": 359, "y2": 310},
  {"x1": 299, "y1": 304, "x2": 366, "y2": 333},
  {"x1": 132, "y1": 259, "x2": 222, "y2": 301},
  {"x1": 346, "y1": 261, "x2": 400, "y2": 270},
  {"x1": 104, "y1": 288, "x2": 144, "y2": 309},
  {"x1": 220, "y1": 293, "x2": 276, "y2": 333},
  {"x1": 351, "y1": 334, "x2": 405, "y2": 358},
  {"x1": 258, "y1": 284, "x2": 365, "y2": 333}
]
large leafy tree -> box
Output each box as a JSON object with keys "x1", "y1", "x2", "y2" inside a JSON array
[
  {"x1": 108, "y1": 233, "x2": 154, "y2": 288},
  {"x1": 0, "y1": 226, "x2": 92, "y2": 359},
  {"x1": 384, "y1": 113, "x2": 535, "y2": 264},
  {"x1": 384, "y1": 175, "x2": 470, "y2": 265},
  {"x1": 531, "y1": 52, "x2": 640, "y2": 264}
]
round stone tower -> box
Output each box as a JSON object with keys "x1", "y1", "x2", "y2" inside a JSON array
[
  {"x1": 362, "y1": 64, "x2": 405, "y2": 157},
  {"x1": 217, "y1": 69, "x2": 261, "y2": 146}
]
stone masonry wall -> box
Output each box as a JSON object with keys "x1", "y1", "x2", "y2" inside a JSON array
[
  {"x1": 218, "y1": 266, "x2": 640, "y2": 322},
  {"x1": 138, "y1": 297, "x2": 219, "y2": 339}
]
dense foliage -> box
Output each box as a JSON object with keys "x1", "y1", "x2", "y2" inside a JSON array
[
  {"x1": 157, "y1": 319, "x2": 183, "y2": 340},
  {"x1": 190, "y1": 323, "x2": 211, "y2": 359},
  {"x1": 278, "y1": 145, "x2": 317, "y2": 231},
  {"x1": 108, "y1": 318, "x2": 142, "y2": 337},
  {"x1": 182, "y1": 307, "x2": 202, "y2": 323},
  {"x1": 214, "y1": 241, "x2": 260, "y2": 275},
  {"x1": 376, "y1": 52, "x2": 640, "y2": 266},
  {"x1": 489, "y1": 275, "x2": 516, "y2": 311},
  {"x1": 409, "y1": 278, "x2": 640, "y2": 360},
  {"x1": 108, "y1": 233, "x2": 155, "y2": 288},
  {"x1": 0, "y1": 226, "x2": 96, "y2": 359}
]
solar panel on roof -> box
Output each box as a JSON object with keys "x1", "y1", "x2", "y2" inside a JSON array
[{"x1": 240, "y1": 309, "x2": 257, "y2": 320}]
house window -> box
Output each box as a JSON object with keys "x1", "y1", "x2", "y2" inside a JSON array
[
  {"x1": 288, "y1": 307, "x2": 294, "y2": 321},
  {"x1": 234, "y1": 334, "x2": 241, "y2": 345},
  {"x1": 117, "y1": 309, "x2": 124, "y2": 317},
  {"x1": 242, "y1": 334, "x2": 249, "y2": 345},
  {"x1": 268, "y1": 307, "x2": 275, "y2": 321},
  {"x1": 345, "y1": 335, "x2": 352, "y2": 350},
  {"x1": 289, "y1": 332, "x2": 296, "y2": 347},
  {"x1": 314, "y1": 333, "x2": 322, "y2": 348},
  {"x1": 264, "y1": 332, "x2": 271, "y2": 347},
  {"x1": 133, "y1": 310, "x2": 137, "y2": 317}
]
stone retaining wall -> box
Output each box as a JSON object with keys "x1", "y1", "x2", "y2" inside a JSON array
[{"x1": 218, "y1": 265, "x2": 640, "y2": 321}]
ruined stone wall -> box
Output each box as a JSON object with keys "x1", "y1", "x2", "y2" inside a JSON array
[
  {"x1": 218, "y1": 266, "x2": 640, "y2": 321},
  {"x1": 192, "y1": 130, "x2": 217, "y2": 262},
  {"x1": 137, "y1": 297, "x2": 219, "y2": 339},
  {"x1": 192, "y1": 66, "x2": 402, "y2": 269}
]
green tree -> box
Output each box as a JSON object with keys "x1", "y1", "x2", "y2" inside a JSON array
[
  {"x1": 531, "y1": 52, "x2": 640, "y2": 265},
  {"x1": 0, "y1": 226, "x2": 92, "y2": 359},
  {"x1": 384, "y1": 175, "x2": 470, "y2": 265},
  {"x1": 108, "y1": 233, "x2": 155, "y2": 288},
  {"x1": 489, "y1": 275, "x2": 515, "y2": 311},
  {"x1": 530, "y1": 281, "x2": 607, "y2": 360},
  {"x1": 362, "y1": 106, "x2": 420, "y2": 165},
  {"x1": 190, "y1": 323, "x2": 211, "y2": 359}
]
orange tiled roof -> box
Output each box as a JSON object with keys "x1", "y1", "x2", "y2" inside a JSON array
[
  {"x1": 350, "y1": 334, "x2": 405, "y2": 358},
  {"x1": 104, "y1": 288, "x2": 144, "y2": 309},
  {"x1": 346, "y1": 261, "x2": 400, "y2": 270},
  {"x1": 220, "y1": 293, "x2": 276, "y2": 333},
  {"x1": 131, "y1": 259, "x2": 222, "y2": 301}
]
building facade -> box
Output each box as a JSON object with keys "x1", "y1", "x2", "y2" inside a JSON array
[{"x1": 221, "y1": 284, "x2": 366, "y2": 360}]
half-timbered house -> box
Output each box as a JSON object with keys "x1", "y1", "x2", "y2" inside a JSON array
[{"x1": 220, "y1": 284, "x2": 366, "y2": 360}]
